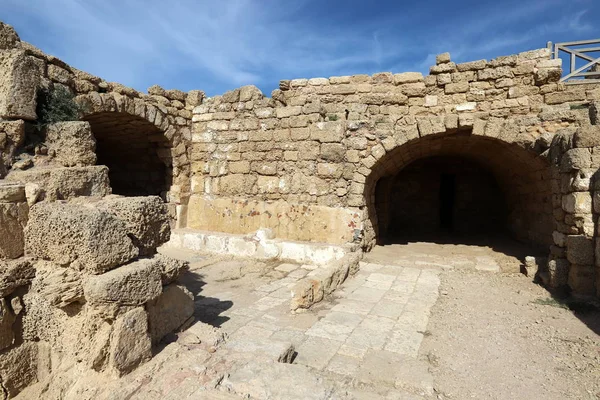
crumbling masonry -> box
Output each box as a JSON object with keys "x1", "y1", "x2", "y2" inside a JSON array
[{"x1": 0, "y1": 20, "x2": 600, "y2": 398}]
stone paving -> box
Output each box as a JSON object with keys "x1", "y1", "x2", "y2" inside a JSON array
[{"x1": 188, "y1": 256, "x2": 443, "y2": 396}]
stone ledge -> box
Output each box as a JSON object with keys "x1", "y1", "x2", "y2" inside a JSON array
[
  {"x1": 165, "y1": 228, "x2": 351, "y2": 265},
  {"x1": 290, "y1": 251, "x2": 362, "y2": 311}
]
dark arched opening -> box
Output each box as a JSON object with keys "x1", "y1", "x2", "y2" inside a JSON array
[
  {"x1": 83, "y1": 112, "x2": 172, "y2": 197},
  {"x1": 376, "y1": 156, "x2": 508, "y2": 243},
  {"x1": 365, "y1": 131, "x2": 554, "y2": 250}
]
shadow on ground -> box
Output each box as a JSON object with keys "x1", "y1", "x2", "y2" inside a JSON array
[{"x1": 179, "y1": 269, "x2": 233, "y2": 328}]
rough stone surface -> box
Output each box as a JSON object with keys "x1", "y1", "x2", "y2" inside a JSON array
[
  {"x1": 0, "y1": 49, "x2": 40, "y2": 119},
  {"x1": 25, "y1": 201, "x2": 138, "y2": 274},
  {"x1": 108, "y1": 307, "x2": 152, "y2": 376},
  {"x1": 0, "y1": 22, "x2": 21, "y2": 50},
  {"x1": 566, "y1": 235, "x2": 594, "y2": 265},
  {"x1": 34, "y1": 261, "x2": 84, "y2": 308},
  {"x1": 0, "y1": 120, "x2": 25, "y2": 178},
  {"x1": 0, "y1": 258, "x2": 35, "y2": 297},
  {"x1": 154, "y1": 253, "x2": 189, "y2": 285},
  {"x1": 0, "y1": 201, "x2": 28, "y2": 259},
  {"x1": 0, "y1": 297, "x2": 16, "y2": 350},
  {"x1": 94, "y1": 195, "x2": 170, "y2": 256},
  {"x1": 83, "y1": 257, "x2": 162, "y2": 306},
  {"x1": 146, "y1": 284, "x2": 194, "y2": 344},
  {"x1": 0, "y1": 342, "x2": 39, "y2": 398},
  {"x1": 6, "y1": 166, "x2": 111, "y2": 202},
  {"x1": 0, "y1": 182, "x2": 25, "y2": 202},
  {"x1": 45, "y1": 121, "x2": 97, "y2": 167}
]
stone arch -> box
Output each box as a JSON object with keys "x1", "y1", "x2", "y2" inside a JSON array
[
  {"x1": 76, "y1": 92, "x2": 187, "y2": 200},
  {"x1": 359, "y1": 125, "x2": 554, "y2": 250}
]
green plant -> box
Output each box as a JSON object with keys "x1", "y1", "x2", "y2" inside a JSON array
[
  {"x1": 36, "y1": 85, "x2": 82, "y2": 128},
  {"x1": 327, "y1": 114, "x2": 339, "y2": 121},
  {"x1": 531, "y1": 297, "x2": 569, "y2": 309}
]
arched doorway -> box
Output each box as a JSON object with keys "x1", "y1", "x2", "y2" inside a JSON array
[
  {"x1": 364, "y1": 131, "x2": 554, "y2": 249},
  {"x1": 83, "y1": 112, "x2": 172, "y2": 198}
]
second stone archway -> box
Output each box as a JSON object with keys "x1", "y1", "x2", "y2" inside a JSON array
[{"x1": 361, "y1": 130, "x2": 554, "y2": 250}]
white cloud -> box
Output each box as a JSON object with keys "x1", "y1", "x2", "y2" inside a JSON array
[{"x1": 2, "y1": 0, "x2": 598, "y2": 95}]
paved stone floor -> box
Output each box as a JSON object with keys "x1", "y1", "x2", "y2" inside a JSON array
[{"x1": 179, "y1": 242, "x2": 506, "y2": 397}]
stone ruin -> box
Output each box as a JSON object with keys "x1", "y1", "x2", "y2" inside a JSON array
[{"x1": 0, "y1": 19, "x2": 600, "y2": 398}]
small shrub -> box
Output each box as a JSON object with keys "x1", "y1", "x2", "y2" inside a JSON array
[
  {"x1": 532, "y1": 297, "x2": 569, "y2": 309},
  {"x1": 36, "y1": 85, "x2": 82, "y2": 128},
  {"x1": 327, "y1": 114, "x2": 339, "y2": 121}
]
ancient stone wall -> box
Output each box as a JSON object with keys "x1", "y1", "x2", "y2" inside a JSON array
[
  {"x1": 0, "y1": 24, "x2": 200, "y2": 225},
  {"x1": 188, "y1": 48, "x2": 600, "y2": 299},
  {"x1": 0, "y1": 22, "x2": 197, "y2": 398},
  {"x1": 2, "y1": 17, "x2": 600, "y2": 398}
]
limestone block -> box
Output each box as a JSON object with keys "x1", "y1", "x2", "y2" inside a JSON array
[
  {"x1": 393, "y1": 72, "x2": 423, "y2": 84},
  {"x1": 146, "y1": 284, "x2": 194, "y2": 344},
  {"x1": 0, "y1": 22, "x2": 21, "y2": 50},
  {"x1": 559, "y1": 144, "x2": 586, "y2": 175},
  {"x1": 0, "y1": 201, "x2": 28, "y2": 259},
  {"x1": 0, "y1": 298, "x2": 16, "y2": 350},
  {"x1": 108, "y1": 307, "x2": 152, "y2": 376},
  {"x1": 445, "y1": 81, "x2": 469, "y2": 94},
  {"x1": 0, "y1": 342, "x2": 39, "y2": 398},
  {"x1": 545, "y1": 90, "x2": 586, "y2": 105},
  {"x1": 561, "y1": 192, "x2": 592, "y2": 214},
  {"x1": 534, "y1": 68, "x2": 562, "y2": 85},
  {"x1": 523, "y1": 256, "x2": 545, "y2": 278},
  {"x1": 6, "y1": 165, "x2": 111, "y2": 202},
  {"x1": 547, "y1": 258, "x2": 569, "y2": 287},
  {"x1": 84, "y1": 258, "x2": 162, "y2": 306},
  {"x1": 309, "y1": 121, "x2": 344, "y2": 143},
  {"x1": 430, "y1": 62, "x2": 456, "y2": 74},
  {"x1": 0, "y1": 182, "x2": 25, "y2": 202},
  {"x1": 45, "y1": 121, "x2": 97, "y2": 167},
  {"x1": 552, "y1": 231, "x2": 566, "y2": 247},
  {"x1": 456, "y1": 60, "x2": 487, "y2": 72},
  {"x1": 154, "y1": 254, "x2": 189, "y2": 285},
  {"x1": 0, "y1": 258, "x2": 34, "y2": 297},
  {"x1": 87, "y1": 320, "x2": 112, "y2": 371},
  {"x1": 568, "y1": 264, "x2": 596, "y2": 295},
  {"x1": 25, "y1": 202, "x2": 138, "y2": 274},
  {"x1": 0, "y1": 49, "x2": 40, "y2": 120},
  {"x1": 94, "y1": 195, "x2": 170, "y2": 256},
  {"x1": 565, "y1": 235, "x2": 594, "y2": 265},
  {"x1": 573, "y1": 125, "x2": 600, "y2": 148},
  {"x1": 0, "y1": 120, "x2": 25, "y2": 177},
  {"x1": 436, "y1": 53, "x2": 451, "y2": 64}
]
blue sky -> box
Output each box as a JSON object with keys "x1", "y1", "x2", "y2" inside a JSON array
[{"x1": 2, "y1": 0, "x2": 599, "y2": 97}]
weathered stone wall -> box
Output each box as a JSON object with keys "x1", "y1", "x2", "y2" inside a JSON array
[
  {"x1": 0, "y1": 23, "x2": 199, "y2": 224},
  {"x1": 188, "y1": 48, "x2": 600, "y2": 299},
  {"x1": 0, "y1": 21, "x2": 197, "y2": 398}
]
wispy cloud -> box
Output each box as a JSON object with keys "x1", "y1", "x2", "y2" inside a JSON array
[{"x1": 2, "y1": 0, "x2": 599, "y2": 95}]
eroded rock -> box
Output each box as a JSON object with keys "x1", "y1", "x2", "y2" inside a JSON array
[
  {"x1": 146, "y1": 284, "x2": 194, "y2": 344},
  {"x1": 83, "y1": 258, "x2": 162, "y2": 306},
  {"x1": 0, "y1": 49, "x2": 40, "y2": 120},
  {"x1": 45, "y1": 121, "x2": 97, "y2": 167},
  {"x1": 0, "y1": 201, "x2": 28, "y2": 259},
  {"x1": 94, "y1": 196, "x2": 170, "y2": 256},
  {"x1": 25, "y1": 202, "x2": 138, "y2": 274},
  {"x1": 108, "y1": 307, "x2": 152, "y2": 376},
  {"x1": 0, "y1": 258, "x2": 35, "y2": 297}
]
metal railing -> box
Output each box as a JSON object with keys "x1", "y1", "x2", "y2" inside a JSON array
[{"x1": 548, "y1": 39, "x2": 600, "y2": 84}]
